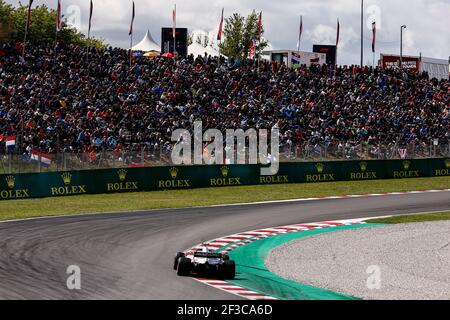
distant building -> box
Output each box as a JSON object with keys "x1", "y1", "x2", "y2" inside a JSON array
[
  {"x1": 420, "y1": 56, "x2": 450, "y2": 81},
  {"x1": 380, "y1": 54, "x2": 449, "y2": 80},
  {"x1": 312, "y1": 45, "x2": 337, "y2": 65},
  {"x1": 263, "y1": 50, "x2": 327, "y2": 68}
]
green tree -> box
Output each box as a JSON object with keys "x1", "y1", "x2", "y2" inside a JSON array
[
  {"x1": 196, "y1": 33, "x2": 210, "y2": 48},
  {"x1": 0, "y1": 0, "x2": 14, "y2": 39},
  {"x1": 0, "y1": 0, "x2": 106, "y2": 48},
  {"x1": 218, "y1": 11, "x2": 268, "y2": 60},
  {"x1": 187, "y1": 32, "x2": 194, "y2": 46},
  {"x1": 0, "y1": 0, "x2": 13, "y2": 25}
]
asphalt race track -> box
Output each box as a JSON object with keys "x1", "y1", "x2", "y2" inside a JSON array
[{"x1": 0, "y1": 191, "x2": 449, "y2": 300}]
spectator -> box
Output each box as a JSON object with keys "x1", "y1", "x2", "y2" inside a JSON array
[{"x1": 0, "y1": 42, "x2": 448, "y2": 161}]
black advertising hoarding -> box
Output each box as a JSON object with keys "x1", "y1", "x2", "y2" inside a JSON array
[
  {"x1": 161, "y1": 27, "x2": 188, "y2": 57},
  {"x1": 313, "y1": 45, "x2": 337, "y2": 65}
]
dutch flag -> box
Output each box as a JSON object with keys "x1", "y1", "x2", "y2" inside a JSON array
[
  {"x1": 5, "y1": 136, "x2": 16, "y2": 151},
  {"x1": 30, "y1": 149, "x2": 52, "y2": 167}
]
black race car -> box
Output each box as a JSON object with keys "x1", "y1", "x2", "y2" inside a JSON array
[{"x1": 174, "y1": 246, "x2": 235, "y2": 280}]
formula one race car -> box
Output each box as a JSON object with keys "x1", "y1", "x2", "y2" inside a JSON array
[{"x1": 174, "y1": 245, "x2": 236, "y2": 280}]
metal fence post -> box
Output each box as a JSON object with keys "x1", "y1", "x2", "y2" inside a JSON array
[
  {"x1": 63, "y1": 150, "x2": 67, "y2": 171},
  {"x1": 8, "y1": 153, "x2": 12, "y2": 174},
  {"x1": 112, "y1": 150, "x2": 115, "y2": 168},
  {"x1": 433, "y1": 140, "x2": 437, "y2": 158},
  {"x1": 98, "y1": 147, "x2": 105, "y2": 168},
  {"x1": 430, "y1": 139, "x2": 434, "y2": 157}
]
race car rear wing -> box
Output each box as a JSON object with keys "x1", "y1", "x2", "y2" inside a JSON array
[{"x1": 193, "y1": 252, "x2": 223, "y2": 259}]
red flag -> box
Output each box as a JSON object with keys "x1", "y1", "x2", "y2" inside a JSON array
[
  {"x1": 336, "y1": 19, "x2": 340, "y2": 47},
  {"x1": 372, "y1": 21, "x2": 376, "y2": 53},
  {"x1": 297, "y1": 15, "x2": 303, "y2": 51},
  {"x1": 257, "y1": 12, "x2": 263, "y2": 40},
  {"x1": 300, "y1": 16, "x2": 303, "y2": 36},
  {"x1": 56, "y1": 0, "x2": 61, "y2": 32},
  {"x1": 31, "y1": 149, "x2": 52, "y2": 166},
  {"x1": 26, "y1": 0, "x2": 34, "y2": 34},
  {"x1": 172, "y1": 4, "x2": 176, "y2": 39},
  {"x1": 129, "y1": 1, "x2": 135, "y2": 36},
  {"x1": 249, "y1": 37, "x2": 256, "y2": 58},
  {"x1": 217, "y1": 8, "x2": 224, "y2": 41},
  {"x1": 88, "y1": 0, "x2": 93, "y2": 36}
]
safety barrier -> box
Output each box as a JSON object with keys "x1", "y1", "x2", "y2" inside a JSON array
[{"x1": 0, "y1": 158, "x2": 449, "y2": 201}]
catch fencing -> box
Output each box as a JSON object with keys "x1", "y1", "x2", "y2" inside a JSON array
[{"x1": 1, "y1": 140, "x2": 449, "y2": 174}]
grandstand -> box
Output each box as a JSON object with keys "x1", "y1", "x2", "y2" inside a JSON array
[{"x1": 0, "y1": 42, "x2": 449, "y2": 173}]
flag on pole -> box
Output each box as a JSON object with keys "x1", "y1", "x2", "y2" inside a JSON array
[
  {"x1": 26, "y1": 0, "x2": 34, "y2": 34},
  {"x1": 5, "y1": 136, "x2": 16, "y2": 152},
  {"x1": 129, "y1": 1, "x2": 135, "y2": 36},
  {"x1": 56, "y1": 0, "x2": 62, "y2": 32},
  {"x1": 372, "y1": 21, "x2": 376, "y2": 53},
  {"x1": 297, "y1": 15, "x2": 303, "y2": 51},
  {"x1": 257, "y1": 12, "x2": 263, "y2": 40},
  {"x1": 172, "y1": 5, "x2": 176, "y2": 39},
  {"x1": 249, "y1": 37, "x2": 256, "y2": 58},
  {"x1": 336, "y1": 18, "x2": 340, "y2": 47},
  {"x1": 217, "y1": 8, "x2": 224, "y2": 41},
  {"x1": 88, "y1": 0, "x2": 93, "y2": 36}
]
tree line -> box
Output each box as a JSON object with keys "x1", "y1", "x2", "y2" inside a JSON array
[{"x1": 0, "y1": 0, "x2": 106, "y2": 48}]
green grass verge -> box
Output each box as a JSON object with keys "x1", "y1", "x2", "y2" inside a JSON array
[
  {"x1": 366, "y1": 211, "x2": 450, "y2": 224},
  {"x1": 0, "y1": 176, "x2": 448, "y2": 222}
]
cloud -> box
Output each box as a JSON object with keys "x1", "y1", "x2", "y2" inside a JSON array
[{"x1": 4, "y1": 0, "x2": 449, "y2": 65}]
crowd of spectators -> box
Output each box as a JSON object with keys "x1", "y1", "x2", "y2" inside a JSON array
[{"x1": 0, "y1": 42, "x2": 449, "y2": 161}]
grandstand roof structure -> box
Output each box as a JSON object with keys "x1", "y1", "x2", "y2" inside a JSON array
[{"x1": 132, "y1": 30, "x2": 160, "y2": 52}]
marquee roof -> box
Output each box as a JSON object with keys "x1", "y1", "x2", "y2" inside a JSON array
[{"x1": 132, "y1": 30, "x2": 160, "y2": 52}]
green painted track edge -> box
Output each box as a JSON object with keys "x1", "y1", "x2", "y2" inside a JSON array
[{"x1": 221, "y1": 223, "x2": 386, "y2": 300}]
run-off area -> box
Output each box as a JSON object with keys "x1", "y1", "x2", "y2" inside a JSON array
[{"x1": 266, "y1": 221, "x2": 450, "y2": 300}]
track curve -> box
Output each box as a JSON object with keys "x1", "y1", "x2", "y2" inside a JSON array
[{"x1": 0, "y1": 191, "x2": 449, "y2": 300}]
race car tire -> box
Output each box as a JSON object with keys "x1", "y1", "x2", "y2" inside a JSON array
[
  {"x1": 222, "y1": 260, "x2": 235, "y2": 280},
  {"x1": 177, "y1": 257, "x2": 192, "y2": 276},
  {"x1": 173, "y1": 252, "x2": 185, "y2": 270}
]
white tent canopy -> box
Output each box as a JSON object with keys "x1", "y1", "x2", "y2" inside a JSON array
[
  {"x1": 132, "y1": 30, "x2": 160, "y2": 52},
  {"x1": 188, "y1": 42, "x2": 221, "y2": 58}
]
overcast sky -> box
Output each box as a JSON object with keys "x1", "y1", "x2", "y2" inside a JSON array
[{"x1": 6, "y1": 0, "x2": 450, "y2": 65}]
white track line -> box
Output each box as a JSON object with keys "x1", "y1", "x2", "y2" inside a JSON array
[{"x1": 1, "y1": 189, "x2": 449, "y2": 224}]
